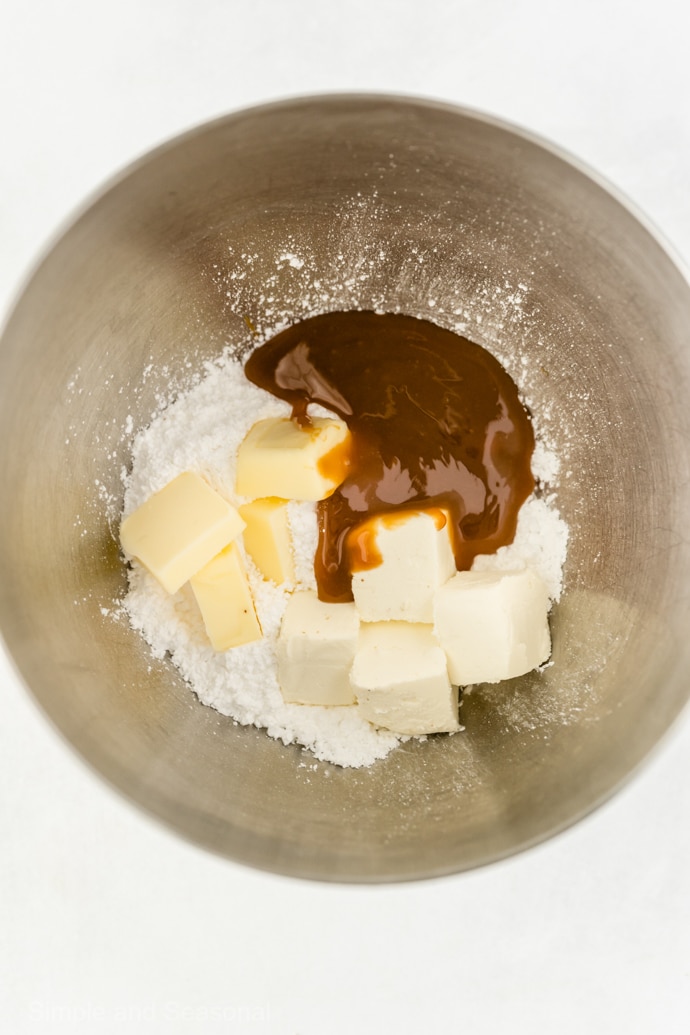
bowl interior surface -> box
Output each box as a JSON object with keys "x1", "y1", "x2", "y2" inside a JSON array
[{"x1": 2, "y1": 96, "x2": 690, "y2": 881}]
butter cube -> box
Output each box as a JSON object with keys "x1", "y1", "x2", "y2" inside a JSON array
[
  {"x1": 351, "y1": 622, "x2": 460, "y2": 735},
  {"x1": 433, "y1": 568, "x2": 551, "y2": 685},
  {"x1": 277, "y1": 590, "x2": 359, "y2": 705},
  {"x1": 239, "y1": 497, "x2": 294, "y2": 585},
  {"x1": 350, "y1": 509, "x2": 456, "y2": 623},
  {"x1": 235, "y1": 416, "x2": 351, "y2": 501},
  {"x1": 120, "y1": 471, "x2": 245, "y2": 593},
  {"x1": 190, "y1": 543, "x2": 262, "y2": 650}
]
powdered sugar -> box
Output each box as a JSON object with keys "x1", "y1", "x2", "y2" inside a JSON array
[
  {"x1": 121, "y1": 341, "x2": 568, "y2": 769},
  {"x1": 472, "y1": 497, "x2": 568, "y2": 601}
]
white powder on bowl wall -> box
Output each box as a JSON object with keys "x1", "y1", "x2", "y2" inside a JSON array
[{"x1": 121, "y1": 345, "x2": 569, "y2": 769}]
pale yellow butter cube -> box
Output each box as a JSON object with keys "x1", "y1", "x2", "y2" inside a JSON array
[
  {"x1": 277, "y1": 590, "x2": 359, "y2": 705},
  {"x1": 239, "y1": 497, "x2": 294, "y2": 585},
  {"x1": 120, "y1": 471, "x2": 245, "y2": 593},
  {"x1": 190, "y1": 543, "x2": 262, "y2": 650},
  {"x1": 235, "y1": 417, "x2": 351, "y2": 501}
]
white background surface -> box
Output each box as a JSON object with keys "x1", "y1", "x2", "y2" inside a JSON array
[{"x1": 2, "y1": 1, "x2": 690, "y2": 1032}]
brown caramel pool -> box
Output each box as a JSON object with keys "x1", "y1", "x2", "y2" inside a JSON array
[{"x1": 245, "y1": 311, "x2": 535, "y2": 602}]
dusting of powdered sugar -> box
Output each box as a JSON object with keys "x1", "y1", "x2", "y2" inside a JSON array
[{"x1": 472, "y1": 497, "x2": 568, "y2": 601}]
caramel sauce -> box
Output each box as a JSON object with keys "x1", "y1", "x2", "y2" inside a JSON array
[
  {"x1": 245, "y1": 311, "x2": 535, "y2": 602},
  {"x1": 316, "y1": 436, "x2": 353, "y2": 491}
]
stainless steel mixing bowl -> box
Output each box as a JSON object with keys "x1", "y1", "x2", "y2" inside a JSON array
[{"x1": 2, "y1": 95, "x2": 690, "y2": 881}]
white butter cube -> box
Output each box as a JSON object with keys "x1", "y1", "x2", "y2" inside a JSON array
[
  {"x1": 351, "y1": 622, "x2": 460, "y2": 735},
  {"x1": 239, "y1": 497, "x2": 294, "y2": 585},
  {"x1": 235, "y1": 416, "x2": 351, "y2": 501},
  {"x1": 277, "y1": 590, "x2": 359, "y2": 705},
  {"x1": 120, "y1": 471, "x2": 245, "y2": 594},
  {"x1": 190, "y1": 543, "x2": 262, "y2": 650},
  {"x1": 351, "y1": 509, "x2": 456, "y2": 623},
  {"x1": 434, "y1": 568, "x2": 551, "y2": 685}
]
